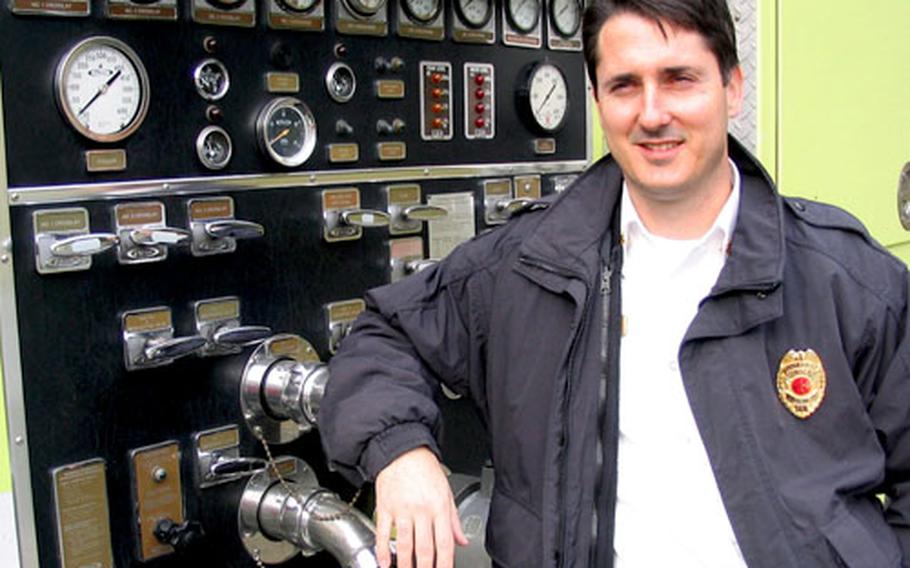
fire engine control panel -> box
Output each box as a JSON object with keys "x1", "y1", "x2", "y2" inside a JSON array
[{"x1": 0, "y1": 0, "x2": 588, "y2": 565}]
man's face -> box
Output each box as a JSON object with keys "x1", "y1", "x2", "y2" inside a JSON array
[{"x1": 594, "y1": 12, "x2": 743, "y2": 204}]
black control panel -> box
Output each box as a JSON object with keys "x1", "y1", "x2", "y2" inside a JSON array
[{"x1": 0, "y1": 0, "x2": 588, "y2": 565}]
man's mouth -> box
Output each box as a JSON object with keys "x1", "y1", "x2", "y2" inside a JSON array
[{"x1": 638, "y1": 141, "x2": 683, "y2": 151}]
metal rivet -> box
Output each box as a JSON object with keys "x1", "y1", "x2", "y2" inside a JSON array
[
  {"x1": 15, "y1": 436, "x2": 24, "y2": 445},
  {"x1": 1, "y1": 255, "x2": 8, "y2": 264},
  {"x1": 309, "y1": 174, "x2": 317, "y2": 182},
  {"x1": 152, "y1": 467, "x2": 168, "y2": 482},
  {"x1": 162, "y1": 183, "x2": 170, "y2": 191},
  {"x1": 9, "y1": 194, "x2": 19, "y2": 202}
]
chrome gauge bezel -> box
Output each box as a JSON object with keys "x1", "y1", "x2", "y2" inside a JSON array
[
  {"x1": 325, "y1": 62, "x2": 357, "y2": 103},
  {"x1": 192, "y1": 58, "x2": 230, "y2": 101},
  {"x1": 401, "y1": 0, "x2": 441, "y2": 23},
  {"x1": 55, "y1": 36, "x2": 151, "y2": 144},
  {"x1": 454, "y1": 0, "x2": 492, "y2": 28},
  {"x1": 276, "y1": 0, "x2": 319, "y2": 13},
  {"x1": 341, "y1": 0, "x2": 385, "y2": 18},
  {"x1": 256, "y1": 97, "x2": 318, "y2": 168},
  {"x1": 549, "y1": 0, "x2": 581, "y2": 37},
  {"x1": 195, "y1": 125, "x2": 233, "y2": 170},
  {"x1": 506, "y1": 0, "x2": 540, "y2": 32}
]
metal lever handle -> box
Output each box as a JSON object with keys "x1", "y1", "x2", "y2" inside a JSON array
[
  {"x1": 145, "y1": 335, "x2": 206, "y2": 362},
  {"x1": 50, "y1": 233, "x2": 119, "y2": 257},
  {"x1": 405, "y1": 259, "x2": 439, "y2": 274},
  {"x1": 402, "y1": 205, "x2": 448, "y2": 222},
  {"x1": 210, "y1": 456, "x2": 268, "y2": 477},
  {"x1": 212, "y1": 325, "x2": 273, "y2": 347},
  {"x1": 204, "y1": 220, "x2": 265, "y2": 240},
  {"x1": 496, "y1": 198, "x2": 533, "y2": 215},
  {"x1": 130, "y1": 227, "x2": 192, "y2": 246},
  {"x1": 340, "y1": 209, "x2": 391, "y2": 228}
]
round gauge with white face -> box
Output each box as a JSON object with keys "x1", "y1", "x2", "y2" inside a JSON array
[
  {"x1": 521, "y1": 62, "x2": 568, "y2": 133},
  {"x1": 193, "y1": 58, "x2": 230, "y2": 101},
  {"x1": 196, "y1": 126, "x2": 233, "y2": 170},
  {"x1": 506, "y1": 0, "x2": 540, "y2": 32},
  {"x1": 402, "y1": 0, "x2": 441, "y2": 23},
  {"x1": 341, "y1": 0, "x2": 385, "y2": 18},
  {"x1": 55, "y1": 36, "x2": 150, "y2": 143},
  {"x1": 550, "y1": 0, "x2": 581, "y2": 37},
  {"x1": 454, "y1": 0, "x2": 492, "y2": 28},
  {"x1": 276, "y1": 0, "x2": 319, "y2": 13},
  {"x1": 256, "y1": 97, "x2": 317, "y2": 167},
  {"x1": 205, "y1": 0, "x2": 245, "y2": 9}
]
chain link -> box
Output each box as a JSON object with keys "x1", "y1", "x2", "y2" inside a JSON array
[{"x1": 252, "y1": 548, "x2": 267, "y2": 568}]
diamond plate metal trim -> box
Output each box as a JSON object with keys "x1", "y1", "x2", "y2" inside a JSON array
[{"x1": 729, "y1": 0, "x2": 758, "y2": 153}]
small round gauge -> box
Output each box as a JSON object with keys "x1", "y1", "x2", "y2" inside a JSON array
[
  {"x1": 454, "y1": 0, "x2": 492, "y2": 28},
  {"x1": 196, "y1": 126, "x2": 233, "y2": 170},
  {"x1": 519, "y1": 62, "x2": 569, "y2": 133},
  {"x1": 549, "y1": 0, "x2": 582, "y2": 37},
  {"x1": 205, "y1": 0, "x2": 245, "y2": 10},
  {"x1": 402, "y1": 0, "x2": 441, "y2": 23},
  {"x1": 55, "y1": 36, "x2": 150, "y2": 143},
  {"x1": 256, "y1": 97, "x2": 317, "y2": 167},
  {"x1": 506, "y1": 0, "x2": 540, "y2": 33},
  {"x1": 325, "y1": 62, "x2": 357, "y2": 103},
  {"x1": 341, "y1": 0, "x2": 386, "y2": 18},
  {"x1": 276, "y1": 0, "x2": 319, "y2": 13},
  {"x1": 193, "y1": 58, "x2": 230, "y2": 101}
]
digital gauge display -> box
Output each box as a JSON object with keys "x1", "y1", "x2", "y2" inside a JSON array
[
  {"x1": 256, "y1": 97, "x2": 317, "y2": 167},
  {"x1": 55, "y1": 36, "x2": 150, "y2": 143}
]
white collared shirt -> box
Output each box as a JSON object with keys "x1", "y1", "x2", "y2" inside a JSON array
[{"x1": 613, "y1": 160, "x2": 748, "y2": 568}]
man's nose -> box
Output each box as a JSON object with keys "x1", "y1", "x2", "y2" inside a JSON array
[{"x1": 638, "y1": 86, "x2": 671, "y2": 131}]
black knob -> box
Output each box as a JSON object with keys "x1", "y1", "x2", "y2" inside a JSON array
[
  {"x1": 154, "y1": 519, "x2": 205, "y2": 553},
  {"x1": 270, "y1": 43, "x2": 294, "y2": 69}
]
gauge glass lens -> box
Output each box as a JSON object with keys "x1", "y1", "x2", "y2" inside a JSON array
[
  {"x1": 257, "y1": 98, "x2": 317, "y2": 167},
  {"x1": 196, "y1": 126, "x2": 232, "y2": 170},
  {"x1": 193, "y1": 59, "x2": 230, "y2": 101},
  {"x1": 529, "y1": 63, "x2": 568, "y2": 132},
  {"x1": 507, "y1": 0, "x2": 540, "y2": 32},
  {"x1": 343, "y1": 0, "x2": 385, "y2": 17},
  {"x1": 402, "y1": 0, "x2": 441, "y2": 23},
  {"x1": 326, "y1": 63, "x2": 357, "y2": 103},
  {"x1": 205, "y1": 0, "x2": 245, "y2": 9},
  {"x1": 276, "y1": 0, "x2": 318, "y2": 13},
  {"x1": 455, "y1": 0, "x2": 492, "y2": 27},
  {"x1": 550, "y1": 0, "x2": 581, "y2": 37},
  {"x1": 56, "y1": 37, "x2": 149, "y2": 143}
]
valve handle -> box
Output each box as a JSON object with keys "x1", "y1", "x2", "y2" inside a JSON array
[
  {"x1": 340, "y1": 209, "x2": 391, "y2": 228},
  {"x1": 145, "y1": 335, "x2": 206, "y2": 362},
  {"x1": 213, "y1": 325, "x2": 273, "y2": 347},
  {"x1": 204, "y1": 220, "x2": 265, "y2": 240},
  {"x1": 402, "y1": 205, "x2": 448, "y2": 222},
  {"x1": 50, "y1": 233, "x2": 119, "y2": 257},
  {"x1": 496, "y1": 198, "x2": 533, "y2": 215},
  {"x1": 130, "y1": 227, "x2": 192, "y2": 246}
]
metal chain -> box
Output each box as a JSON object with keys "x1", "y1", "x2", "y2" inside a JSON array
[
  {"x1": 252, "y1": 548, "x2": 267, "y2": 568},
  {"x1": 255, "y1": 432, "x2": 363, "y2": 523}
]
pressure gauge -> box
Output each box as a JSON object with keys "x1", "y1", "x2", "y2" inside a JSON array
[
  {"x1": 196, "y1": 126, "x2": 233, "y2": 170},
  {"x1": 276, "y1": 0, "x2": 319, "y2": 13},
  {"x1": 193, "y1": 59, "x2": 230, "y2": 101},
  {"x1": 325, "y1": 63, "x2": 356, "y2": 103},
  {"x1": 506, "y1": 0, "x2": 540, "y2": 32},
  {"x1": 549, "y1": 0, "x2": 581, "y2": 37},
  {"x1": 402, "y1": 0, "x2": 441, "y2": 23},
  {"x1": 55, "y1": 36, "x2": 150, "y2": 143},
  {"x1": 256, "y1": 97, "x2": 317, "y2": 167},
  {"x1": 454, "y1": 0, "x2": 492, "y2": 28},
  {"x1": 206, "y1": 0, "x2": 245, "y2": 9},
  {"x1": 341, "y1": 0, "x2": 385, "y2": 18},
  {"x1": 519, "y1": 62, "x2": 569, "y2": 133}
]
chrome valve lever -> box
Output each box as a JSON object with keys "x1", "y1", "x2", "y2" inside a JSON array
[
  {"x1": 144, "y1": 335, "x2": 207, "y2": 363},
  {"x1": 209, "y1": 456, "x2": 268, "y2": 479},
  {"x1": 204, "y1": 220, "x2": 264, "y2": 240},
  {"x1": 212, "y1": 325, "x2": 272, "y2": 347},
  {"x1": 49, "y1": 233, "x2": 119, "y2": 257},
  {"x1": 495, "y1": 197, "x2": 533, "y2": 216},
  {"x1": 405, "y1": 258, "x2": 438, "y2": 274},
  {"x1": 339, "y1": 209, "x2": 391, "y2": 228},
  {"x1": 129, "y1": 227, "x2": 192, "y2": 247},
  {"x1": 401, "y1": 204, "x2": 448, "y2": 222}
]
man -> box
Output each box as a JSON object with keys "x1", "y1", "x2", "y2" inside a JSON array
[{"x1": 319, "y1": 0, "x2": 910, "y2": 566}]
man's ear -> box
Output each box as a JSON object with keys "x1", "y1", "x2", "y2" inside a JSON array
[{"x1": 726, "y1": 65, "x2": 744, "y2": 118}]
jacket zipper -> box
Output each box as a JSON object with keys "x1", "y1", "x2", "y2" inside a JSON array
[{"x1": 518, "y1": 254, "x2": 590, "y2": 568}]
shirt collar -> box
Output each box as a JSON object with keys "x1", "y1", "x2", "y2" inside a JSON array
[{"x1": 621, "y1": 158, "x2": 741, "y2": 255}]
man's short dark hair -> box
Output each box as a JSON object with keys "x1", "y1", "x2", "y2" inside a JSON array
[{"x1": 583, "y1": 0, "x2": 739, "y2": 94}]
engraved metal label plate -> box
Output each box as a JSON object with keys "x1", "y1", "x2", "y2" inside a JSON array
[
  {"x1": 514, "y1": 175, "x2": 541, "y2": 199},
  {"x1": 85, "y1": 149, "x2": 127, "y2": 172},
  {"x1": 377, "y1": 141, "x2": 407, "y2": 161},
  {"x1": 106, "y1": 0, "x2": 178, "y2": 20},
  {"x1": 325, "y1": 299, "x2": 366, "y2": 353},
  {"x1": 375, "y1": 79, "x2": 406, "y2": 99},
  {"x1": 428, "y1": 192, "x2": 476, "y2": 259},
  {"x1": 483, "y1": 178, "x2": 512, "y2": 225},
  {"x1": 266, "y1": 72, "x2": 301, "y2": 93},
  {"x1": 389, "y1": 236, "x2": 425, "y2": 282},
  {"x1": 328, "y1": 143, "x2": 360, "y2": 163},
  {"x1": 12, "y1": 0, "x2": 89, "y2": 15},
  {"x1": 52, "y1": 459, "x2": 114, "y2": 568},
  {"x1": 130, "y1": 441, "x2": 183, "y2": 561}
]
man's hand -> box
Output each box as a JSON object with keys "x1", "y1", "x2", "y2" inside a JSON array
[{"x1": 374, "y1": 446, "x2": 469, "y2": 568}]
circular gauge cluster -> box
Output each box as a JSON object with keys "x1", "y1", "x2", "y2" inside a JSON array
[
  {"x1": 196, "y1": 126, "x2": 233, "y2": 170},
  {"x1": 506, "y1": 0, "x2": 540, "y2": 32},
  {"x1": 256, "y1": 97, "x2": 318, "y2": 167},
  {"x1": 325, "y1": 63, "x2": 356, "y2": 103},
  {"x1": 402, "y1": 0, "x2": 441, "y2": 23},
  {"x1": 193, "y1": 58, "x2": 230, "y2": 101},
  {"x1": 550, "y1": 0, "x2": 582, "y2": 37},
  {"x1": 341, "y1": 0, "x2": 385, "y2": 18},
  {"x1": 520, "y1": 62, "x2": 569, "y2": 133},
  {"x1": 454, "y1": 0, "x2": 492, "y2": 28},
  {"x1": 55, "y1": 36, "x2": 150, "y2": 143}
]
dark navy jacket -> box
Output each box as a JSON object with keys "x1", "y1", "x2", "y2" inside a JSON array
[{"x1": 320, "y1": 140, "x2": 910, "y2": 568}]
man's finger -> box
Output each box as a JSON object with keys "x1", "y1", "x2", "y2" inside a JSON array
[
  {"x1": 434, "y1": 513, "x2": 456, "y2": 568},
  {"x1": 396, "y1": 516, "x2": 414, "y2": 568},
  {"x1": 413, "y1": 514, "x2": 434, "y2": 568},
  {"x1": 450, "y1": 502, "x2": 469, "y2": 547},
  {"x1": 375, "y1": 509, "x2": 393, "y2": 568}
]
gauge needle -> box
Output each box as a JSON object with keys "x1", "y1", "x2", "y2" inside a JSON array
[
  {"x1": 78, "y1": 69, "x2": 122, "y2": 116},
  {"x1": 464, "y1": 0, "x2": 474, "y2": 7},
  {"x1": 536, "y1": 82, "x2": 558, "y2": 114},
  {"x1": 269, "y1": 128, "x2": 291, "y2": 146}
]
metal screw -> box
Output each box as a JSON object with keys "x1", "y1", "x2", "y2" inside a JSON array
[
  {"x1": 1, "y1": 255, "x2": 8, "y2": 264},
  {"x1": 15, "y1": 436, "x2": 24, "y2": 445},
  {"x1": 9, "y1": 194, "x2": 19, "y2": 202},
  {"x1": 152, "y1": 467, "x2": 168, "y2": 482}
]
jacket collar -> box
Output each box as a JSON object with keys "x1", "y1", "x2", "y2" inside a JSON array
[{"x1": 519, "y1": 136, "x2": 785, "y2": 295}]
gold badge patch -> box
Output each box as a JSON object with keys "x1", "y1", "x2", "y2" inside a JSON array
[{"x1": 777, "y1": 349, "x2": 827, "y2": 419}]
